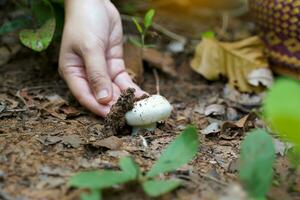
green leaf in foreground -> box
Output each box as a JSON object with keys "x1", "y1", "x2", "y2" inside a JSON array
[
  {"x1": 239, "y1": 129, "x2": 275, "y2": 199},
  {"x1": 119, "y1": 157, "x2": 140, "y2": 180},
  {"x1": 144, "y1": 9, "x2": 155, "y2": 29},
  {"x1": 69, "y1": 170, "x2": 132, "y2": 189},
  {"x1": 146, "y1": 126, "x2": 199, "y2": 178},
  {"x1": 264, "y1": 78, "x2": 300, "y2": 146},
  {"x1": 0, "y1": 18, "x2": 31, "y2": 36},
  {"x1": 142, "y1": 179, "x2": 181, "y2": 197},
  {"x1": 80, "y1": 189, "x2": 102, "y2": 200},
  {"x1": 19, "y1": 18, "x2": 56, "y2": 52}
]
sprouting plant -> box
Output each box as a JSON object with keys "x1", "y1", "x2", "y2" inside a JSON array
[
  {"x1": 69, "y1": 126, "x2": 199, "y2": 200},
  {"x1": 0, "y1": 0, "x2": 64, "y2": 52},
  {"x1": 263, "y1": 78, "x2": 300, "y2": 168},
  {"x1": 130, "y1": 9, "x2": 155, "y2": 49},
  {"x1": 239, "y1": 129, "x2": 275, "y2": 200}
]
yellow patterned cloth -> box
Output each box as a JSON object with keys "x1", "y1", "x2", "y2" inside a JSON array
[{"x1": 250, "y1": 0, "x2": 300, "y2": 77}]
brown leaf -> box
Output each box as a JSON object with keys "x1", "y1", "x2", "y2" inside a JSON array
[
  {"x1": 143, "y1": 48, "x2": 177, "y2": 77},
  {"x1": 124, "y1": 43, "x2": 144, "y2": 85},
  {"x1": 220, "y1": 113, "x2": 256, "y2": 140},
  {"x1": 62, "y1": 135, "x2": 82, "y2": 148},
  {"x1": 59, "y1": 105, "x2": 81, "y2": 118},
  {"x1": 90, "y1": 136, "x2": 123, "y2": 150},
  {"x1": 191, "y1": 36, "x2": 273, "y2": 93},
  {"x1": 37, "y1": 135, "x2": 62, "y2": 145}
]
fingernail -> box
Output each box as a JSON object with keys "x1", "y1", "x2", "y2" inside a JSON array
[{"x1": 97, "y1": 89, "x2": 109, "y2": 100}]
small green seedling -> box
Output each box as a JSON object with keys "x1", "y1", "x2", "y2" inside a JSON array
[
  {"x1": 239, "y1": 129, "x2": 276, "y2": 200},
  {"x1": 239, "y1": 129, "x2": 275, "y2": 200},
  {"x1": 130, "y1": 9, "x2": 155, "y2": 48},
  {"x1": 69, "y1": 126, "x2": 199, "y2": 200},
  {"x1": 0, "y1": 0, "x2": 64, "y2": 52},
  {"x1": 263, "y1": 78, "x2": 300, "y2": 168}
]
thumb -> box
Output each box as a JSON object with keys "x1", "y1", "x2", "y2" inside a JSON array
[{"x1": 83, "y1": 47, "x2": 113, "y2": 104}]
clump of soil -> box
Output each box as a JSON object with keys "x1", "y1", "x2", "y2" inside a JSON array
[{"x1": 104, "y1": 88, "x2": 137, "y2": 137}]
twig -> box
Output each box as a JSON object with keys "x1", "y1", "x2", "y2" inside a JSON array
[
  {"x1": 139, "y1": 135, "x2": 149, "y2": 149},
  {"x1": 152, "y1": 69, "x2": 160, "y2": 95},
  {"x1": 221, "y1": 12, "x2": 229, "y2": 34},
  {"x1": 15, "y1": 90, "x2": 28, "y2": 109},
  {"x1": 199, "y1": 172, "x2": 228, "y2": 186},
  {"x1": 121, "y1": 14, "x2": 187, "y2": 44}
]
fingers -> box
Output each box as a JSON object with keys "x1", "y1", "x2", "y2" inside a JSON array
[
  {"x1": 61, "y1": 66, "x2": 111, "y2": 117},
  {"x1": 83, "y1": 46, "x2": 113, "y2": 104},
  {"x1": 114, "y1": 71, "x2": 146, "y2": 97},
  {"x1": 107, "y1": 54, "x2": 146, "y2": 98}
]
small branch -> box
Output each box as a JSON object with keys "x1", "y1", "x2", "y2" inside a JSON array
[
  {"x1": 199, "y1": 172, "x2": 228, "y2": 186},
  {"x1": 15, "y1": 90, "x2": 28, "y2": 109},
  {"x1": 121, "y1": 14, "x2": 187, "y2": 44},
  {"x1": 5, "y1": 108, "x2": 27, "y2": 113},
  {"x1": 221, "y1": 12, "x2": 229, "y2": 34},
  {"x1": 152, "y1": 69, "x2": 160, "y2": 95}
]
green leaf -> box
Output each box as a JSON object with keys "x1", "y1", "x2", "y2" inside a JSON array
[
  {"x1": 264, "y1": 78, "x2": 300, "y2": 146},
  {"x1": 144, "y1": 9, "x2": 155, "y2": 29},
  {"x1": 81, "y1": 189, "x2": 102, "y2": 200},
  {"x1": 142, "y1": 179, "x2": 181, "y2": 197},
  {"x1": 0, "y1": 18, "x2": 31, "y2": 36},
  {"x1": 146, "y1": 126, "x2": 199, "y2": 178},
  {"x1": 69, "y1": 170, "x2": 132, "y2": 189},
  {"x1": 239, "y1": 129, "x2": 275, "y2": 199},
  {"x1": 287, "y1": 146, "x2": 300, "y2": 169},
  {"x1": 128, "y1": 37, "x2": 143, "y2": 48},
  {"x1": 19, "y1": 18, "x2": 56, "y2": 52},
  {"x1": 201, "y1": 31, "x2": 215, "y2": 38},
  {"x1": 31, "y1": 0, "x2": 54, "y2": 26},
  {"x1": 119, "y1": 157, "x2": 140, "y2": 180},
  {"x1": 132, "y1": 17, "x2": 143, "y2": 34}
]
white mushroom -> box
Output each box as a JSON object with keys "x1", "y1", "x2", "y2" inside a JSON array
[{"x1": 125, "y1": 95, "x2": 173, "y2": 133}]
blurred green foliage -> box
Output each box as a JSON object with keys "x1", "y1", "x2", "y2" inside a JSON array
[{"x1": 0, "y1": 0, "x2": 64, "y2": 52}]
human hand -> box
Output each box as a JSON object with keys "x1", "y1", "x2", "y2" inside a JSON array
[{"x1": 59, "y1": 0, "x2": 144, "y2": 117}]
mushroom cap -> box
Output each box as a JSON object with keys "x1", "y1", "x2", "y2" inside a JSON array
[{"x1": 125, "y1": 95, "x2": 173, "y2": 126}]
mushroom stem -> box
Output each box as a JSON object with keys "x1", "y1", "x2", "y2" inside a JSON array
[{"x1": 132, "y1": 123, "x2": 157, "y2": 135}]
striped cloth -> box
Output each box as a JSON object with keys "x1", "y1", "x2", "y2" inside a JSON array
[{"x1": 250, "y1": 0, "x2": 300, "y2": 77}]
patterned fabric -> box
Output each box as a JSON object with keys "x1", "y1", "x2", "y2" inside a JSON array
[{"x1": 250, "y1": 0, "x2": 300, "y2": 73}]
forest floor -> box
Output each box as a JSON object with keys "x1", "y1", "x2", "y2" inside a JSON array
[{"x1": 1, "y1": 1, "x2": 300, "y2": 200}]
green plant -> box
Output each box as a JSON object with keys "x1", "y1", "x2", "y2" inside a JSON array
[
  {"x1": 69, "y1": 126, "x2": 199, "y2": 200},
  {"x1": 239, "y1": 129, "x2": 276, "y2": 200},
  {"x1": 130, "y1": 9, "x2": 155, "y2": 48},
  {"x1": 263, "y1": 78, "x2": 300, "y2": 168},
  {"x1": 264, "y1": 78, "x2": 300, "y2": 146},
  {"x1": 0, "y1": 0, "x2": 64, "y2": 52}
]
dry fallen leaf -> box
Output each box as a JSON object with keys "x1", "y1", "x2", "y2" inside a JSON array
[
  {"x1": 123, "y1": 42, "x2": 144, "y2": 85},
  {"x1": 90, "y1": 136, "x2": 123, "y2": 150},
  {"x1": 191, "y1": 36, "x2": 273, "y2": 93},
  {"x1": 143, "y1": 48, "x2": 177, "y2": 77},
  {"x1": 204, "y1": 104, "x2": 226, "y2": 116},
  {"x1": 201, "y1": 122, "x2": 221, "y2": 135}
]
